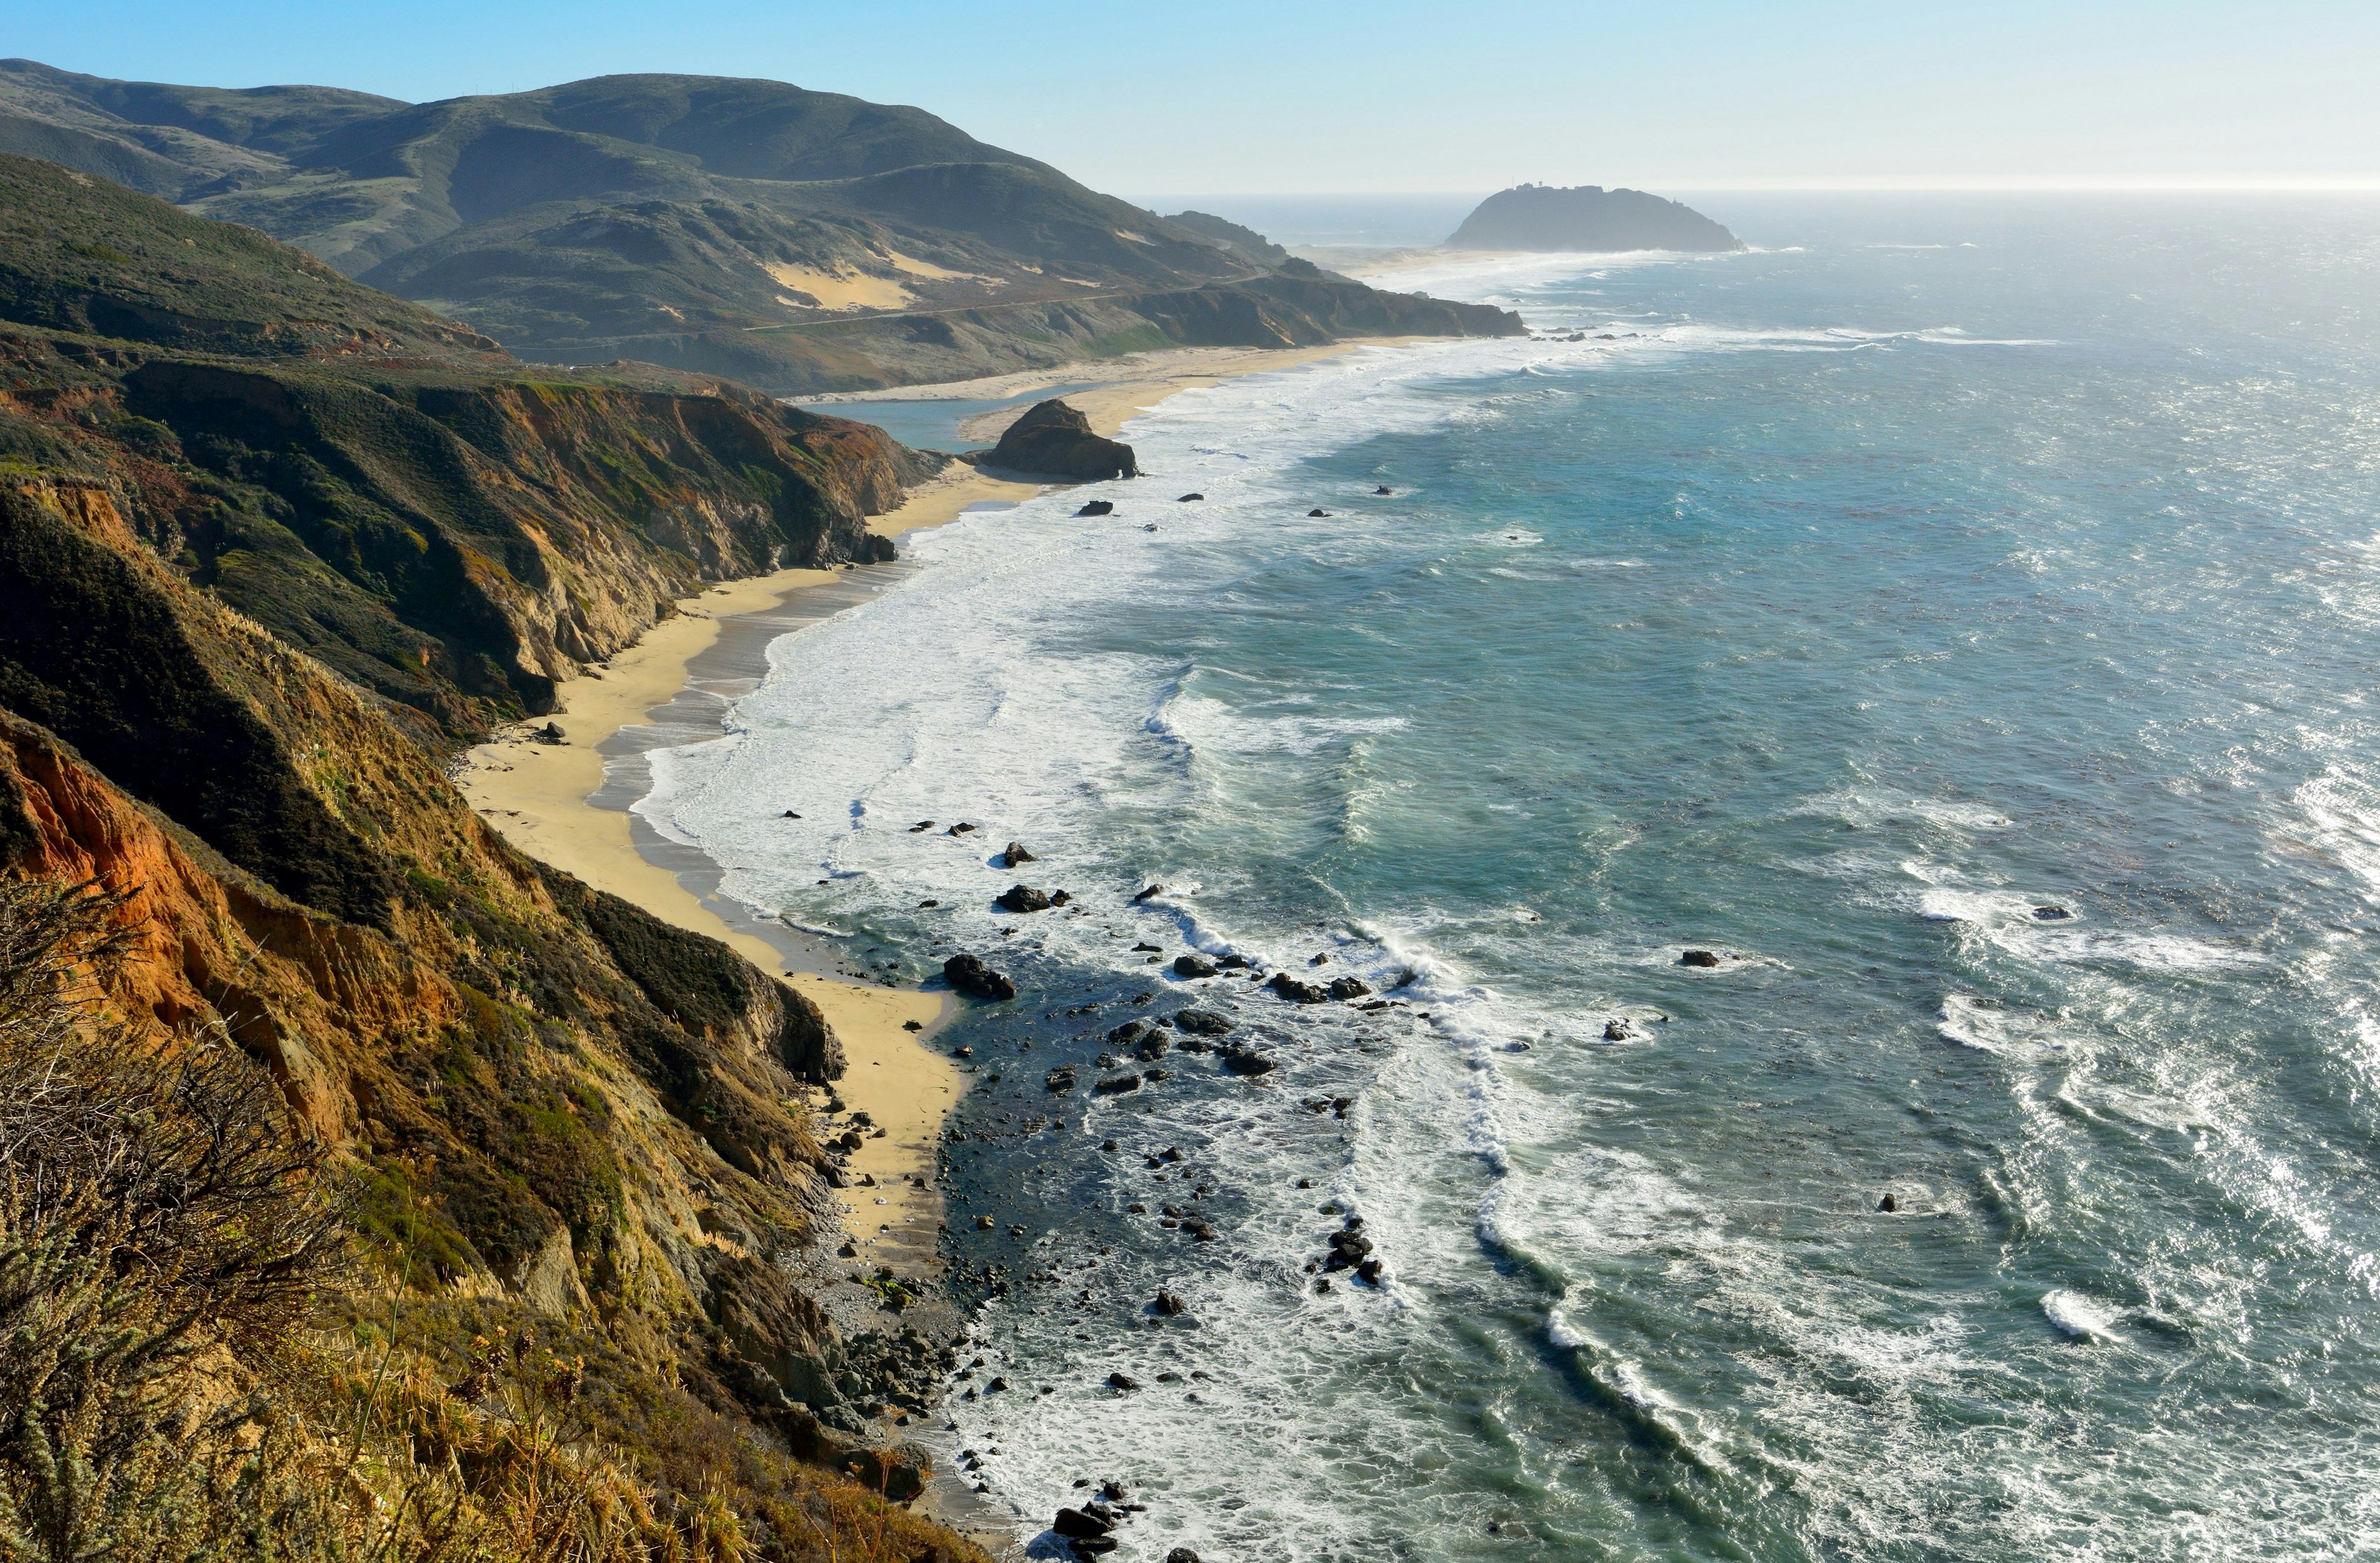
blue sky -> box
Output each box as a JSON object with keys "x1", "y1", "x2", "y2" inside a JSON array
[{"x1": 11, "y1": 1, "x2": 2378, "y2": 193}]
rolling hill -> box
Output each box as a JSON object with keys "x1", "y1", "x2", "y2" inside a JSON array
[{"x1": 1, "y1": 61, "x2": 1522, "y2": 390}]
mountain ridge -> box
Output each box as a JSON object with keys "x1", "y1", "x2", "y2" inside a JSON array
[{"x1": 1, "y1": 61, "x2": 1524, "y2": 390}]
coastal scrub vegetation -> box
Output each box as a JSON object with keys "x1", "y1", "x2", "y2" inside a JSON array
[
  {"x1": 0, "y1": 876, "x2": 981, "y2": 1563},
  {"x1": 0, "y1": 154, "x2": 983, "y2": 1562}
]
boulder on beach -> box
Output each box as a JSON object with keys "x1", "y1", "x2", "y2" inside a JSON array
[
  {"x1": 987, "y1": 398, "x2": 1140, "y2": 480},
  {"x1": 945, "y1": 952, "x2": 1017, "y2": 999}
]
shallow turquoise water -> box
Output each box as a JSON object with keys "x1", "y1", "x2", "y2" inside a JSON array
[{"x1": 647, "y1": 198, "x2": 2380, "y2": 1559}]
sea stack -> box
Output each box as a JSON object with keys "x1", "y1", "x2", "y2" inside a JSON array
[
  {"x1": 982, "y1": 398, "x2": 1139, "y2": 480},
  {"x1": 1447, "y1": 185, "x2": 1743, "y2": 252}
]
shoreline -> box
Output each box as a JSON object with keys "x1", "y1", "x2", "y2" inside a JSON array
[
  {"x1": 459, "y1": 337, "x2": 1399, "y2": 1267},
  {"x1": 456, "y1": 570, "x2": 962, "y2": 1267},
  {"x1": 459, "y1": 330, "x2": 1455, "y2": 1552}
]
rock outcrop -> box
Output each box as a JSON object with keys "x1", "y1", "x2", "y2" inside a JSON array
[
  {"x1": 1448, "y1": 184, "x2": 1743, "y2": 252},
  {"x1": 982, "y1": 399, "x2": 1138, "y2": 481}
]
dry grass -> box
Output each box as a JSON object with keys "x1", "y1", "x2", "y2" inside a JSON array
[{"x1": 0, "y1": 878, "x2": 985, "y2": 1563}]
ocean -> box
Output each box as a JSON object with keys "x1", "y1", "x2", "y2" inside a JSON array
[{"x1": 634, "y1": 196, "x2": 2380, "y2": 1560}]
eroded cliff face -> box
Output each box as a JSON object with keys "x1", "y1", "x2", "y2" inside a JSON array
[
  {"x1": 0, "y1": 154, "x2": 946, "y2": 742},
  {"x1": 0, "y1": 474, "x2": 858, "y2": 1420},
  {"x1": 1, "y1": 335, "x2": 933, "y2": 741},
  {"x1": 0, "y1": 157, "x2": 975, "y2": 1554}
]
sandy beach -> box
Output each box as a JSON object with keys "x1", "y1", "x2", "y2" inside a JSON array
[
  {"x1": 461, "y1": 337, "x2": 1401, "y2": 1268},
  {"x1": 456, "y1": 570, "x2": 961, "y2": 1260}
]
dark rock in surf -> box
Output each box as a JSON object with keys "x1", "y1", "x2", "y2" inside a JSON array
[
  {"x1": 945, "y1": 953, "x2": 1016, "y2": 1000},
  {"x1": 1324, "y1": 1228, "x2": 1373, "y2": 1272},
  {"x1": 2033, "y1": 905, "x2": 2072, "y2": 920},
  {"x1": 1307, "y1": 508, "x2": 1330, "y2": 517},
  {"x1": 1106, "y1": 1372, "x2": 1140, "y2": 1393},
  {"x1": 1178, "y1": 493, "x2": 1205, "y2": 502},
  {"x1": 1878, "y1": 1192, "x2": 1898, "y2": 1213},
  {"x1": 1045, "y1": 1066, "x2": 1077, "y2": 1093},
  {"x1": 1094, "y1": 1073, "x2": 1143, "y2": 1094},
  {"x1": 1134, "y1": 1032, "x2": 1171, "y2": 1062},
  {"x1": 1308, "y1": 953, "x2": 1330, "y2": 966},
  {"x1": 1679, "y1": 949, "x2": 1721, "y2": 968},
  {"x1": 1153, "y1": 1288, "x2": 1188, "y2": 1316},
  {"x1": 1055, "y1": 1506, "x2": 1114, "y2": 1538},
  {"x1": 1001, "y1": 841, "x2": 1036, "y2": 867},
  {"x1": 1174, "y1": 953, "x2": 1217, "y2": 978},
  {"x1": 1173, "y1": 1009, "x2": 1232, "y2": 1036},
  {"x1": 1327, "y1": 977, "x2": 1372, "y2": 1000},
  {"x1": 989, "y1": 399, "x2": 1140, "y2": 480},
  {"x1": 1108, "y1": 1020, "x2": 1148, "y2": 1047},
  {"x1": 1375, "y1": 485, "x2": 1394, "y2": 495},
  {"x1": 1132, "y1": 884, "x2": 1164, "y2": 902},
  {"x1": 996, "y1": 884, "x2": 1054, "y2": 913},
  {"x1": 1222, "y1": 1044, "x2": 1275, "y2": 1075},
  {"x1": 1076, "y1": 500, "x2": 1114, "y2": 516},
  {"x1": 1266, "y1": 972, "x2": 1328, "y2": 1004}
]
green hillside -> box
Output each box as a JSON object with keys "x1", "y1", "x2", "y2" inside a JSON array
[
  {"x1": 0, "y1": 151, "x2": 925, "y2": 742},
  {"x1": 0, "y1": 60, "x2": 1523, "y2": 390}
]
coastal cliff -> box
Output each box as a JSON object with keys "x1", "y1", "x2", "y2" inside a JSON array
[
  {"x1": 0, "y1": 154, "x2": 984, "y2": 1561},
  {"x1": 0, "y1": 151, "x2": 938, "y2": 741}
]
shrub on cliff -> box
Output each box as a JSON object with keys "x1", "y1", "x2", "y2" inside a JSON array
[
  {"x1": 0, "y1": 872, "x2": 982, "y2": 1563},
  {"x1": 0, "y1": 878, "x2": 347, "y2": 1562}
]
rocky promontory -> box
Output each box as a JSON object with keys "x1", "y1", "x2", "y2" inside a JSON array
[
  {"x1": 976, "y1": 398, "x2": 1139, "y2": 481},
  {"x1": 1448, "y1": 184, "x2": 1743, "y2": 252}
]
